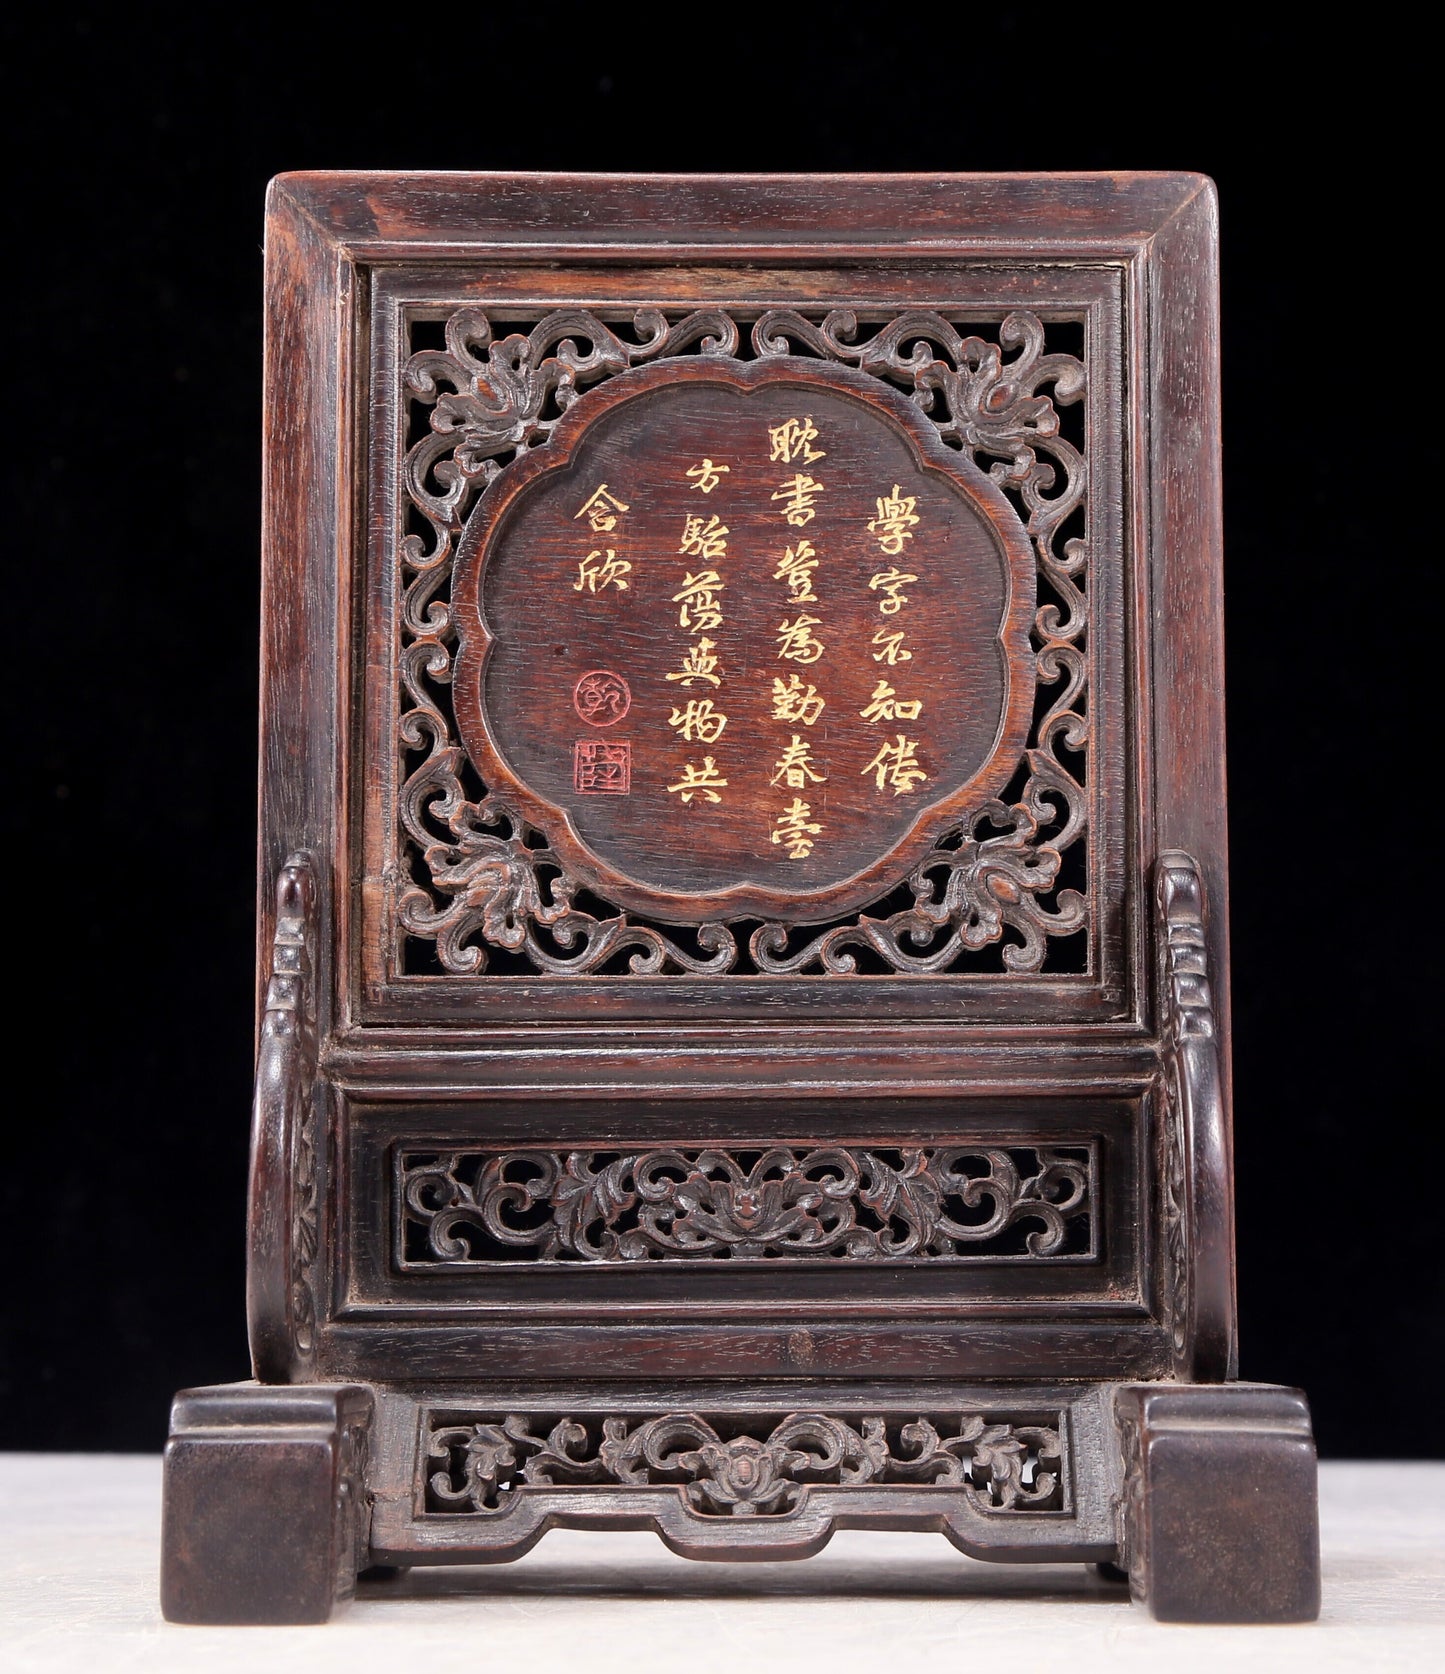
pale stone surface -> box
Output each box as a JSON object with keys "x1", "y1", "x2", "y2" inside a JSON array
[{"x1": 1, "y1": 1456, "x2": 1441, "y2": 1670}]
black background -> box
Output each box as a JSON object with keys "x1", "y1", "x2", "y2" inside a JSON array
[{"x1": 1, "y1": 9, "x2": 1432, "y2": 1455}]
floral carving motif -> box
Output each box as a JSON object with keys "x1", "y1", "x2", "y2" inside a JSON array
[
  {"x1": 336, "y1": 1418, "x2": 372, "y2": 1588},
  {"x1": 399, "y1": 801, "x2": 569, "y2": 968},
  {"x1": 400, "y1": 1143, "x2": 1092, "y2": 1264},
  {"x1": 396, "y1": 307, "x2": 1087, "y2": 976},
  {"x1": 427, "y1": 1410, "x2": 1065, "y2": 1518},
  {"x1": 396, "y1": 797, "x2": 734, "y2": 976},
  {"x1": 754, "y1": 308, "x2": 1086, "y2": 640},
  {"x1": 751, "y1": 790, "x2": 1085, "y2": 975}
]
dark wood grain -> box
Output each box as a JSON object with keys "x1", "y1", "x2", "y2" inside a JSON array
[
  {"x1": 161, "y1": 1383, "x2": 371, "y2": 1624},
  {"x1": 158, "y1": 172, "x2": 1317, "y2": 1625},
  {"x1": 273, "y1": 170, "x2": 1207, "y2": 255},
  {"x1": 1116, "y1": 1383, "x2": 1320, "y2": 1622}
]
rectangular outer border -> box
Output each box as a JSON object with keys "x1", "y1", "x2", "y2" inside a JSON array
[
  {"x1": 1140, "y1": 179, "x2": 1230, "y2": 1112},
  {"x1": 259, "y1": 172, "x2": 1226, "y2": 1382},
  {"x1": 261, "y1": 176, "x2": 1224, "y2": 1014},
  {"x1": 358, "y1": 260, "x2": 1125, "y2": 1027}
]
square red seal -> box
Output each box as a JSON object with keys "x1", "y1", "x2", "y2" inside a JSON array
[{"x1": 574, "y1": 739, "x2": 631, "y2": 795}]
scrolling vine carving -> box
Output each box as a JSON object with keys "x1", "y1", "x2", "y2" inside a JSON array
[
  {"x1": 426, "y1": 1409, "x2": 1065, "y2": 1518},
  {"x1": 399, "y1": 1144, "x2": 1093, "y2": 1264},
  {"x1": 395, "y1": 307, "x2": 1088, "y2": 976}
]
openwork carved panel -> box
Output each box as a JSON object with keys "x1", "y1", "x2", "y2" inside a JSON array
[
  {"x1": 397, "y1": 1143, "x2": 1094, "y2": 1265},
  {"x1": 424, "y1": 1408, "x2": 1066, "y2": 1518},
  {"x1": 393, "y1": 305, "x2": 1089, "y2": 979}
]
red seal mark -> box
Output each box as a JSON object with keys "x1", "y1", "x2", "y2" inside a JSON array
[
  {"x1": 573, "y1": 669, "x2": 631, "y2": 726},
  {"x1": 574, "y1": 739, "x2": 631, "y2": 794}
]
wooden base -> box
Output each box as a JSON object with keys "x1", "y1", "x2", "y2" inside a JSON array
[
  {"x1": 1116, "y1": 1384, "x2": 1321, "y2": 1622},
  {"x1": 161, "y1": 1378, "x2": 1319, "y2": 1624},
  {"x1": 160, "y1": 1384, "x2": 372, "y2": 1625}
]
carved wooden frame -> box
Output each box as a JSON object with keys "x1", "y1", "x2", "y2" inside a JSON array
[
  {"x1": 361, "y1": 268, "x2": 1122, "y2": 1021},
  {"x1": 159, "y1": 175, "x2": 1321, "y2": 1628},
  {"x1": 251, "y1": 162, "x2": 1235, "y2": 1425}
]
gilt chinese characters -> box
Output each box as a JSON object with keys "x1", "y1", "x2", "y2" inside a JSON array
[{"x1": 564, "y1": 407, "x2": 946, "y2": 858}]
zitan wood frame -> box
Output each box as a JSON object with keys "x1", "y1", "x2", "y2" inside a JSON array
[
  {"x1": 261, "y1": 175, "x2": 1223, "y2": 1048},
  {"x1": 363, "y1": 266, "x2": 1122, "y2": 1018},
  {"x1": 159, "y1": 174, "x2": 1321, "y2": 1627}
]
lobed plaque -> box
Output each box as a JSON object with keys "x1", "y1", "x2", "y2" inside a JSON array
[{"x1": 453, "y1": 356, "x2": 1036, "y2": 921}]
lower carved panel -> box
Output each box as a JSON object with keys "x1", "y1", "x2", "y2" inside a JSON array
[
  {"x1": 398, "y1": 1142, "x2": 1094, "y2": 1265},
  {"x1": 424, "y1": 1408, "x2": 1066, "y2": 1519}
]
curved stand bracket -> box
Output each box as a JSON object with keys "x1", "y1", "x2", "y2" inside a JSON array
[
  {"x1": 246, "y1": 853, "x2": 320, "y2": 1383},
  {"x1": 1156, "y1": 851, "x2": 1237, "y2": 1381}
]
